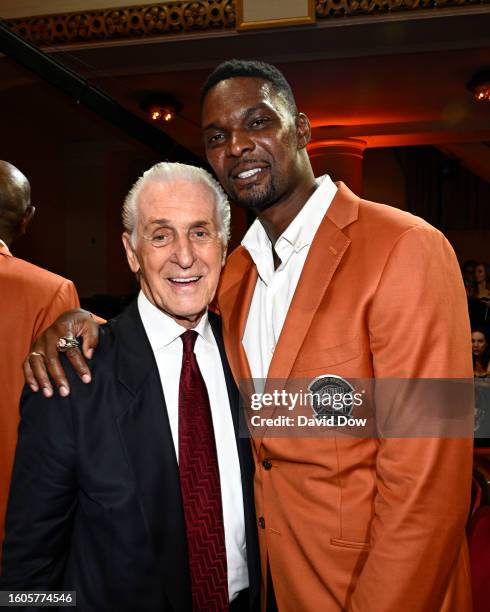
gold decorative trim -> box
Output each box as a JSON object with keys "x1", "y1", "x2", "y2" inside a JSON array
[
  {"x1": 315, "y1": 0, "x2": 489, "y2": 17},
  {"x1": 3, "y1": 1, "x2": 236, "y2": 46},
  {"x1": 2, "y1": 0, "x2": 488, "y2": 46}
]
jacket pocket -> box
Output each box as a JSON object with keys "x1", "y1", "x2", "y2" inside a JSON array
[{"x1": 330, "y1": 537, "x2": 370, "y2": 551}]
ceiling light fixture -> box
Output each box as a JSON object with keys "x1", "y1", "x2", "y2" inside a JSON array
[
  {"x1": 468, "y1": 70, "x2": 490, "y2": 102},
  {"x1": 142, "y1": 94, "x2": 182, "y2": 123},
  {"x1": 149, "y1": 105, "x2": 176, "y2": 123}
]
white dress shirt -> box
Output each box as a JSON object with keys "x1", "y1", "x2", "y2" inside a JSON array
[
  {"x1": 242, "y1": 175, "x2": 337, "y2": 381},
  {"x1": 138, "y1": 291, "x2": 248, "y2": 601}
]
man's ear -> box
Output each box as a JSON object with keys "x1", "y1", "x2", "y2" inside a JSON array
[
  {"x1": 296, "y1": 113, "x2": 311, "y2": 150},
  {"x1": 122, "y1": 232, "x2": 140, "y2": 274},
  {"x1": 19, "y1": 205, "x2": 35, "y2": 236}
]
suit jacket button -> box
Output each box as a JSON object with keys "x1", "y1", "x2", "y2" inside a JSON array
[
  {"x1": 262, "y1": 459, "x2": 272, "y2": 470},
  {"x1": 258, "y1": 516, "x2": 266, "y2": 529}
]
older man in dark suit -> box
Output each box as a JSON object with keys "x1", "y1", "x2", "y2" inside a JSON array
[{"x1": 0, "y1": 162, "x2": 259, "y2": 611}]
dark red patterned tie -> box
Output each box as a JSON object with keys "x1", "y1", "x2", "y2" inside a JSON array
[{"x1": 178, "y1": 330, "x2": 229, "y2": 611}]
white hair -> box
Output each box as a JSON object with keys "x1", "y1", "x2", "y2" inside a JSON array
[{"x1": 122, "y1": 161, "x2": 231, "y2": 246}]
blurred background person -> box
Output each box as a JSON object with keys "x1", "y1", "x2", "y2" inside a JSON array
[
  {"x1": 472, "y1": 327, "x2": 490, "y2": 378},
  {"x1": 474, "y1": 263, "x2": 490, "y2": 324},
  {"x1": 474, "y1": 263, "x2": 490, "y2": 300},
  {"x1": 462, "y1": 259, "x2": 477, "y2": 298},
  {"x1": 467, "y1": 262, "x2": 490, "y2": 327},
  {"x1": 472, "y1": 327, "x2": 490, "y2": 445},
  {"x1": 0, "y1": 160, "x2": 79, "y2": 550}
]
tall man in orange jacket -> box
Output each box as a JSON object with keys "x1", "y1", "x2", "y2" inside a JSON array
[
  {"x1": 0, "y1": 161, "x2": 79, "y2": 548},
  {"x1": 22, "y1": 61, "x2": 473, "y2": 611}
]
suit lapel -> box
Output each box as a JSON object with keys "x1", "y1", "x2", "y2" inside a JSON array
[
  {"x1": 218, "y1": 185, "x2": 360, "y2": 449},
  {"x1": 267, "y1": 183, "x2": 359, "y2": 381},
  {"x1": 208, "y1": 311, "x2": 240, "y2": 434},
  {"x1": 219, "y1": 257, "x2": 257, "y2": 385},
  {"x1": 113, "y1": 301, "x2": 191, "y2": 610},
  {"x1": 249, "y1": 185, "x2": 359, "y2": 448}
]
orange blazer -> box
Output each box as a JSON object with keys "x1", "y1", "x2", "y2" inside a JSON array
[
  {"x1": 216, "y1": 183, "x2": 473, "y2": 612},
  {"x1": 0, "y1": 245, "x2": 79, "y2": 548}
]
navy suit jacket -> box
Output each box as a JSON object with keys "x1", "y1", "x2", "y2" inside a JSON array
[{"x1": 0, "y1": 300, "x2": 260, "y2": 611}]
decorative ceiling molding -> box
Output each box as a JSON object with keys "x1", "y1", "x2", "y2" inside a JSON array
[
  {"x1": 2, "y1": 0, "x2": 489, "y2": 47},
  {"x1": 316, "y1": 0, "x2": 489, "y2": 18},
  {"x1": 3, "y1": 1, "x2": 236, "y2": 46}
]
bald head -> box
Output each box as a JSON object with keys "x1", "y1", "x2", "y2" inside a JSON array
[{"x1": 0, "y1": 161, "x2": 33, "y2": 247}]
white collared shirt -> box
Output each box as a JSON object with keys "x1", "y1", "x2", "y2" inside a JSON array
[
  {"x1": 242, "y1": 175, "x2": 337, "y2": 381},
  {"x1": 137, "y1": 292, "x2": 248, "y2": 601}
]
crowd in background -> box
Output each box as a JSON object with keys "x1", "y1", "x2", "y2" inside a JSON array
[{"x1": 464, "y1": 260, "x2": 490, "y2": 441}]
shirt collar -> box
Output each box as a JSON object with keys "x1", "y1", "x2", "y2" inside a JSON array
[
  {"x1": 241, "y1": 175, "x2": 337, "y2": 280},
  {"x1": 279, "y1": 174, "x2": 337, "y2": 253},
  {"x1": 137, "y1": 290, "x2": 213, "y2": 352},
  {"x1": 0, "y1": 238, "x2": 11, "y2": 256}
]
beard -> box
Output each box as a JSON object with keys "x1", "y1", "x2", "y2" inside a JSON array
[{"x1": 229, "y1": 175, "x2": 278, "y2": 212}]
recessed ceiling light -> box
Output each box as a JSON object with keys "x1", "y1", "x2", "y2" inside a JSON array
[{"x1": 468, "y1": 70, "x2": 490, "y2": 103}]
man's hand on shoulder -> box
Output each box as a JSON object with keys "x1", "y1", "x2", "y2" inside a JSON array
[{"x1": 24, "y1": 308, "x2": 101, "y2": 398}]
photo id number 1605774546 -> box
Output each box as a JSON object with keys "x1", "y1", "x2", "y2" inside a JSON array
[{"x1": 0, "y1": 591, "x2": 76, "y2": 607}]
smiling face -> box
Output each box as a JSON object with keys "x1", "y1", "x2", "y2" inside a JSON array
[
  {"x1": 122, "y1": 178, "x2": 226, "y2": 328},
  {"x1": 201, "y1": 77, "x2": 310, "y2": 213}
]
